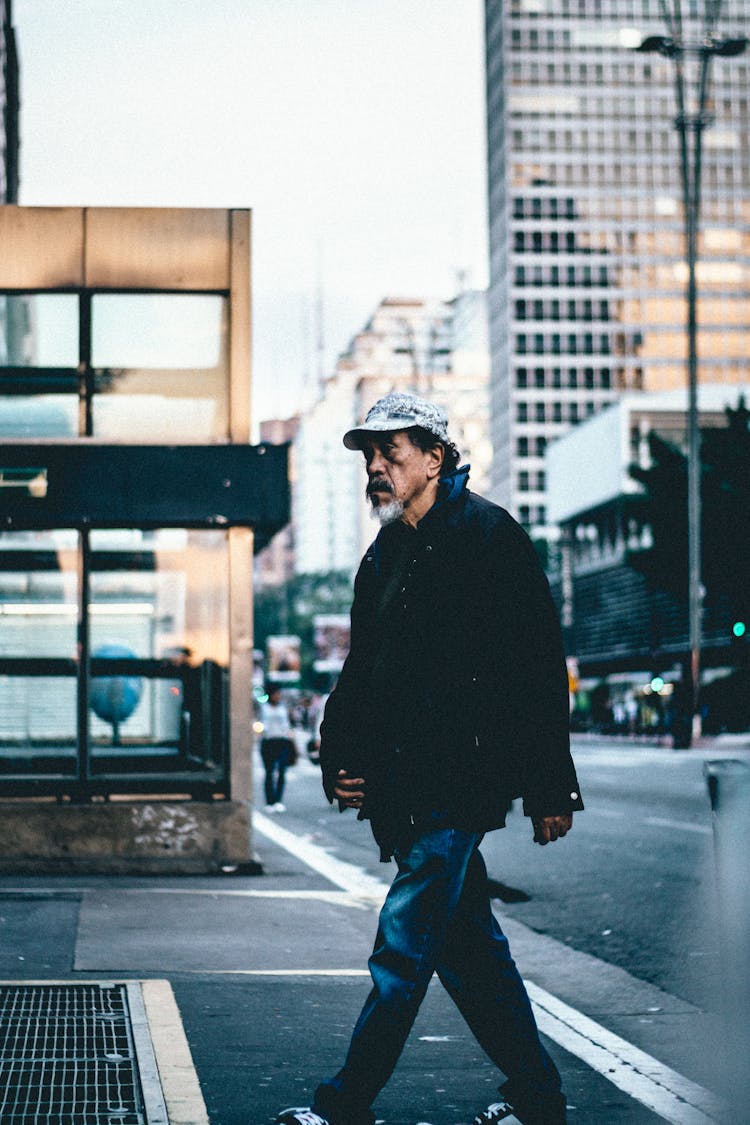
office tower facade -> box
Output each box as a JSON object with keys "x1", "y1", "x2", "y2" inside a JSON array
[{"x1": 485, "y1": 0, "x2": 750, "y2": 533}]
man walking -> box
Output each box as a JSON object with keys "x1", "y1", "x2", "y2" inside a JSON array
[{"x1": 276, "y1": 392, "x2": 583, "y2": 1125}]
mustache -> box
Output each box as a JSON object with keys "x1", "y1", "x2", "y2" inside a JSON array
[{"x1": 366, "y1": 478, "x2": 395, "y2": 496}]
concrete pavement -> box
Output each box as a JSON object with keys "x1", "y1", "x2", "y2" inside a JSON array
[{"x1": 0, "y1": 787, "x2": 729, "y2": 1125}]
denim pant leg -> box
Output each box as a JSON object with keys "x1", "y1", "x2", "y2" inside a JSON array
[
  {"x1": 314, "y1": 827, "x2": 481, "y2": 1124},
  {"x1": 436, "y1": 847, "x2": 566, "y2": 1124},
  {"x1": 274, "y1": 745, "x2": 288, "y2": 803}
]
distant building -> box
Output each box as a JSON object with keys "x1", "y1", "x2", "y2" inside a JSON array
[
  {"x1": 256, "y1": 415, "x2": 299, "y2": 588},
  {"x1": 484, "y1": 1, "x2": 750, "y2": 534},
  {"x1": 292, "y1": 292, "x2": 491, "y2": 574},
  {"x1": 546, "y1": 386, "x2": 748, "y2": 727}
]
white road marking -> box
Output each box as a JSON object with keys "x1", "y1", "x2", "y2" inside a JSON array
[
  {"x1": 643, "y1": 816, "x2": 712, "y2": 836},
  {"x1": 526, "y1": 981, "x2": 723, "y2": 1125},
  {"x1": 253, "y1": 810, "x2": 388, "y2": 905},
  {"x1": 253, "y1": 809, "x2": 723, "y2": 1124},
  {"x1": 575, "y1": 808, "x2": 712, "y2": 835},
  {"x1": 189, "y1": 968, "x2": 370, "y2": 976}
]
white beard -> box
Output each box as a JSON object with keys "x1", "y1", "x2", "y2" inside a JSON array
[{"x1": 370, "y1": 498, "x2": 405, "y2": 526}]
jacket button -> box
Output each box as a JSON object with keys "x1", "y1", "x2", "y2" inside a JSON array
[
  {"x1": 425, "y1": 544, "x2": 433, "y2": 551},
  {"x1": 570, "y1": 791, "x2": 578, "y2": 800}
]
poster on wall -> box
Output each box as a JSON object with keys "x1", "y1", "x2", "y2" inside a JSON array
[
  {"x1": 266, "y1": 634, "x2": 301, "y2": 683},
  {"x1": 313, "y1": 614, "x2": 351, "y2": 674}
]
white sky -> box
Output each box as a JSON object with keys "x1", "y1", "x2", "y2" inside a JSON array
[{"x1": 14, "y1": 0, "x2": 489, "y2": 423}]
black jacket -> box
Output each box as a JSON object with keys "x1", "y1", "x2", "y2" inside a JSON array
[{"x1": 320, "y1": 469, "x2": 584, "y2": 858}]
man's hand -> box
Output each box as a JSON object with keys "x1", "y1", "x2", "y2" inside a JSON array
[
  {"x1": 334, "y1": 769, "x2": 366, "y2": 810},
  {"x1": 532, "y1": 813, "x2": 573, "y2": 845}
]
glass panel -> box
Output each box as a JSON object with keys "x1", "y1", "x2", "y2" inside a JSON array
[
  {"x1": 0, "y1": 531, "x2": 79, "y2": 659},
  {"x1": 91, "y1": 295, "x2": 228, "y2": 441},
  {"x1": 0, "y1": 396, "x2": 78, "y2": 438},
  {"x1": 88, "y1": 529, "x2": 229, "y2": 768},
  {"x1": 0, "y1": 295, "x2": 80, "y2": 438},
  {"x1": 0, "y1": 676, "x2": 78, "y2": 775},
  {"x1": 0, "y1": 294, "x2": 79, "y2": 368},
  {"x1": 0, "y1": 530, "x2": 79, "y2": 771}
]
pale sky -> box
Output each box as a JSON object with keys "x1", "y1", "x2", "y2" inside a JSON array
[{"x1": 14, "y1": 0, "x2": 489, "y2": 423}]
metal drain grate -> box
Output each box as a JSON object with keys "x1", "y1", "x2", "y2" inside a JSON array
[{"x1": 0, "y1": 983, "x2": 163, "y2": 1124}]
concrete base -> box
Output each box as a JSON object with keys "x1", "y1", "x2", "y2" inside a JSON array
[{"x1": 0, "y1": 799, "x2": 255, "y2": 874}]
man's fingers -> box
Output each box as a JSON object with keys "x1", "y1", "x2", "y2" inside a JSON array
[
  {"x1": 334, "y1": 770, "x2": 366, "y2": 807},
  {"x1": 534, "y1": 814, "x2": 573, "y2": 845}
]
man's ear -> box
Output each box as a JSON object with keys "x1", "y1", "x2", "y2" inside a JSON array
[{"x1": 426, "y1": 444, "x2": 444, "y2": 480}]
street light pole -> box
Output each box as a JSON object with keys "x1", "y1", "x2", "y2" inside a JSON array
[{"x1": 636, "y1": 6, "x2": 747, "y2": 744}]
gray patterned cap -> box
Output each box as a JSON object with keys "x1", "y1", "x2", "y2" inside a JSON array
[{"x1": 343, "y1": 391, "x2": 450, "y2": 450}]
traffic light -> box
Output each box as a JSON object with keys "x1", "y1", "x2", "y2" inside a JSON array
[
  {"x1": 650, "y1": 675, "x2": 665, "y2": 693},
  {"x1": 732, "y1": 621, "x2": 746, "y2": 639}
]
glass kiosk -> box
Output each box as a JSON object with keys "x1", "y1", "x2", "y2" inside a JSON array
[{"x1": 0, "y1": 207, "x2": 288, "y2": 870}]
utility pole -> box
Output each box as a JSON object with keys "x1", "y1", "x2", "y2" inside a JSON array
[{"x1": 636, "y1": 4, "x2": 747, "y2": 744}]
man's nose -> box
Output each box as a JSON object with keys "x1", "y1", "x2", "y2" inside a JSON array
[{"x1": 367, "y1": 450, "x2": 387, "y2": 475}]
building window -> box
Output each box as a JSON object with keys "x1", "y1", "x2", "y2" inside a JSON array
[
  {"x1": 517, "y1": 402, "x2": 529, "y2": 423},
  {"x1": 518, "y1": 471, "x2": 530, "y2": 492},
  {"x1": 535, "y1": 402, "x2": 546, "y2": 423},
  {"x1": 516, "y1": 366, "x2": 528, "y2": 388},
  {"x1": 534, "y1": 367, "x2": 545, "y2": 388},
  {"x1": 517, "y1": 437, "x2": 529, "y2": 457},
  {"x1": 535, "y1": 436, "x2": 547, "y2": 457}
]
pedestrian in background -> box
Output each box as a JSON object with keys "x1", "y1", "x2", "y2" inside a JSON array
[
  {"x1": 276, "y1": 392, "x2": 584, "y2": 1125},
  {"x1": 259, "y1": 685, "x2": 295, "y2": 813}
]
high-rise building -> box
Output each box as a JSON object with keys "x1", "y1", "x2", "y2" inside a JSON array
[
  {"x1": 485, "y1": 0, "x2": 750, "y2": 534},
  {"x1": 292, "y1": 292, "x2": 491, "y2": 575}
]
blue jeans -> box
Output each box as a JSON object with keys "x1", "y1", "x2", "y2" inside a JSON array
[
  {"x1": 261, "y1": 738, "x2": 292, "y2": 805},
  {"x1": 314, "y1": 827, "x2": 565, "y2": 1125}
]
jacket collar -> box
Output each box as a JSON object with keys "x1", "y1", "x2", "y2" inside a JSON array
[{"x1": 417, "y1": 464, "x2": 471, "y2": 531}]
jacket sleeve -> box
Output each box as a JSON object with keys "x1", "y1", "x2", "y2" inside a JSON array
[
  {"x1": 318, "y1": 554, "x2": 374, "y2": 804},
  {"x1": 487, "y1": 517, "x2": 584, "y2": 820}
]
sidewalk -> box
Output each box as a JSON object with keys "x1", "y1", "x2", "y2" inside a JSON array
[
  {"x1": 571, "y1": 730, "x2": 750, "y2": 754},
  {"x1": 0, "y1": 812, "x2": 726, "y2": 1125}
]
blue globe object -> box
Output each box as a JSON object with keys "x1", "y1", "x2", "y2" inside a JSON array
[{"x1": 90, "y1": 644, "x2": 143, "y2": 725}]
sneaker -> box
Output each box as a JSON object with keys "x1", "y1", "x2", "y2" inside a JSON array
[
  {"x1": 273, "y1": 802, "x2": 286, "y2": 812},
  {"x1": 275, "y1": 1110, "x2": 329, "y2": 1125},
  {"x1": 473, "y1": 1103, "x2": 522, "y2": 1125},
  {"x1": 264, "y1": 804, "x2": 277, "y2": 813}
]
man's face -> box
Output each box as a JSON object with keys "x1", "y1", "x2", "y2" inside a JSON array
[{"x1": 362, "y1": 431, "x2": 442, "y2": 526}]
